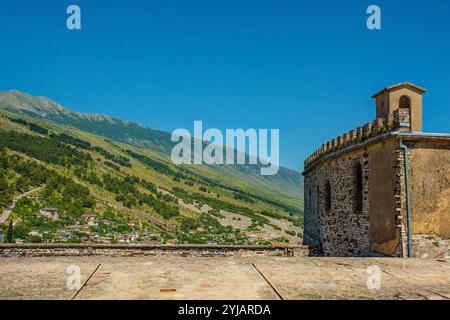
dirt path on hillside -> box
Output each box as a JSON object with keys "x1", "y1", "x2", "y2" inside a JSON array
[{"x1": 0, "y1": 186, "x2": 44, "y2": 224}]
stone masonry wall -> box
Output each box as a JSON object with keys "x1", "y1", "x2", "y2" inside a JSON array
[
  {"x1": 304, "y1": 134, "x2": 450, "y2": 258},
  {"x1": 303, "y1": 105, "x2": 412, "y2": 257},
  {"x1": 0, "y1": 244, "x2": 308, "y2": 257},
  {"x1": 303, "y1": 148, "x2": 371, "y2": 256}
]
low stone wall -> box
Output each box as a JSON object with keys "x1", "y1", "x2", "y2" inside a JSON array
[
  {"x1": 412, "y1": 240, "x2": 450, "y2": 259},
  {"x1": 0, "y1": 244, "x2": 309, "y2": 258},
  {"x1": 2, "y1": 243, "x2": 446, "y2": 259}
]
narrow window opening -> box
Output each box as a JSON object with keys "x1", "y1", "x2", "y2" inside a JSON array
[
  {"x1": 325, "y1": 181, "x2": 331, "y2": 211},
  {"x1": 399, "y1": 95, "x2": 412, "y2": 129},
  {"x1": 316, "y1": 186, "x2": 320, "y2": 214},
  {"x1": 355, "y1": 163, "x2": 363, "y2": 211},
  {"x1": 308, "y1": 188, "x2": 312, "y2": 213}
]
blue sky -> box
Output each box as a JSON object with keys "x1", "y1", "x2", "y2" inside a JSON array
[{"x1": 1, "y1": 0, "x2": 449, "y2": 171}]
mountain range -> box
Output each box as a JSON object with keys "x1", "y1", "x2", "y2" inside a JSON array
[{"x1": 0, "y1": 89, "x2": 304, "y2": 199}]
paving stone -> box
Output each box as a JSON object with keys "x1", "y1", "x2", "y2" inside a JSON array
[{"x1": 0, "y1": 256, "x2": 448, "y2": 300}]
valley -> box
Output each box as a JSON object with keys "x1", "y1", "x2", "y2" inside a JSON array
[{"x1": 0, "y1": 90, "x2": 304, "y2": 246}]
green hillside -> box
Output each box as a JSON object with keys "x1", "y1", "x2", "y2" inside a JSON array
[
  {"x1": 0, "y1": 89, "x2": 304, "y2": 245},
  {"x1": 0, "y1": 90, "x2": 304, "y2": 199}
]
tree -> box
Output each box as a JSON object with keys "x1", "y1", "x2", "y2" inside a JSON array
[
  {"x1": 0, "y1": 178, "x2": 8, "y2": 192},
  {"x1": 27, "y1": 235, "x2": 42, "y2": 243},
  {"x1": 6, "y1": 220, "x2": 13, "y2": 243}
]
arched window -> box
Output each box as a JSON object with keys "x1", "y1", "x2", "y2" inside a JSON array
[
  {"x1": 355, "y1": 163, "x2": 363, "y2": 211},
  {"x1": 316, "y1": 185, "x2": 320, "y2": 214},
  {"x1": 308, "y1": 188, "x2": 312, "y2": 213},
  {"x1": 399, "y1": 95, "x2": 412, "y2": 129},
  {"x1": 399, "y1": 95, "x2": 411, "y2": 109},
  {"x1": 325, "y1": 181, "x2": 331, "y2": 211}
]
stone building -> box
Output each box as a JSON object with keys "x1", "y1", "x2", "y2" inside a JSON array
[
  {"x1": 302, "y1": 82, "x2": 450, "y2": 257},
  {"x1": 39, "y1": 208, "x2": 59, "y2": 220}
]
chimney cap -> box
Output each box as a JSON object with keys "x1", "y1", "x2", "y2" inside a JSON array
[{"x1": 371, "y1": 82, "x2": 427, "y2": 99}]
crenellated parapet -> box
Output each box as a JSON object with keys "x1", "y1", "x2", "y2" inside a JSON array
[{"x1": 304, "y1": 108, "x2": 410, "y2": 170}]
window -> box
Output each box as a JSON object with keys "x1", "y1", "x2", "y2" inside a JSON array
[
  {"x1": 316, "y1": 185, "x2": 320, "y2": 214},
  {"x1": 355, "y1": 163, "x2": 363, "y2": 211},
  {"x1": 399, "y1": 95, "x2": 411, "y2": 109},
  {"x1": 325, "y1": 181, "x2": 331, "y2": 211},
  {"x1": 316, "y1": 186, "x2": 320, "y2": 214},
  {"x1": 399, "y1": 95, "x2": 412, "y2": 129},
  {"x1": 308, "y1": 188, "x2": 312, "y2": 213}
]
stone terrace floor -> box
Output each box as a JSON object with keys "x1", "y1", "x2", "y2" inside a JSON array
[{"x1": 0, "y1": 256, "x2": 449, "y2": 300}]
